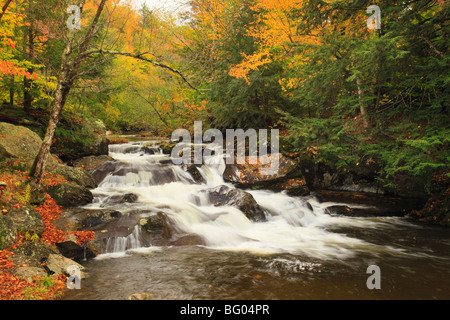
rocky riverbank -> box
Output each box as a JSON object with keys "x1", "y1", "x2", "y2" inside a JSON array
[{"x1": 1, "y1": 123, "x2": 448, "y2": 299}]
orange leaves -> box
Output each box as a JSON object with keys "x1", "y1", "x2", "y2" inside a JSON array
[
  {"x1": 69, "y1": 230, "x2": 96, "y2": 246},
  {"x1": 0, "y1": 232, "x2": 66, "y2": 300},
  {"x1": 34, "y1": 194, "x2": 65, "y2": 246},
  {"x1": 0, "y1": 60, "x2": 37, "y2": 79},
  {"x1": 34, "y1": 193, "x2": 96, "y2": 247},
  {"x1": 41, "y1": 172, "x2": 67, "y2": 188}
]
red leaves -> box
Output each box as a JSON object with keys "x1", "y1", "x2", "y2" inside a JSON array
[
  {"x1": 0, "y1": 233, "x2": 66, "y2": 300},
  {"x1": 34, "y1": 194, "x2": 65, "y2": 246},
  {"x1": 35, "y1": 194, "x2": 96, "y2": 246},
  {"x1": 69, "y1": 230, "x2": 96, "y2": 246},
  {"x1": 0, "y1": 60, "x2": 37, "y2": 79}
]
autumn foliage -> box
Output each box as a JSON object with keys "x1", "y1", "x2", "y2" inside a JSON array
[
  {"x1": 35, "y1": 193, "x2": 95, "y2": 247},
  {"x1": 0, "y1": 168, "x2": 94, "y2": 299},
  {"x1": 0, "y1": 233, "x2": 66, "y2": 300}
]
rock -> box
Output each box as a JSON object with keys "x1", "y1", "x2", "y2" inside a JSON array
[
  {"x1": 140, "y1": 212, "x2": 174, "y2": 245},
  {"x1": 13, "y1": 266, "x2": 48, "y2": 282},
  {"x1": 0, "y1": 122, "x2": 97, "y2": 190},
  {"x1": 184, "y1": 164, "x2": 206, "y2": 184},
  {"x1": 71, "y1": 155, "x2": 115, "y2": 174},
  {"x1": 408, "y1": 189, "x2": 450, "y2": 227},
  {"x1": 316, "y1": 190, "x2": 426, "y2": 217},
  {"x1": 50, "y1": 164, "x2": 97, "y2": 189},
  {"x1": 169, "y1": 234, "x2": 205, "y2": 246},
  {"x1": 47, "y1": 182, "x2": 93, "y2": 207},
  {"x1": 7, "y1": 206, "x2": 45, "y2": 236},
  {"x1": 121, "y1": 193, "x2": 138, "y2": 203},
  {"x1": 128, "y1": 293, "x2": 153, "y2": 300},
  {"x1": 91, "y1": 161, "x2": 118, "y2": 185},
  {"x1": 54, "y1": 208, "x2": 122, "y2": 232},
  {"x1": 159, "y1": 141, "x2": 177, "y2": 155},
  {"x1": 81, "y1": 209, "x2": 123, "y2": 230},
  {"x1": 0, "y1": 216, "x2": 17, "y2": 250},
  {"x1": 323, "y1": 205, "x2": 399, "y2": 217},
  {"x1": 44, "y1": 254, "x2": 85, "y2": 278},
  {"x1": 12, "y1": 242, "x2": 60, "y2": 262},
  {"x1": 224, "y1": 153, "x2": 299, "y2": 185},
  {"x1": 52, "y1": 118, "x2": 109, "y2": 162},
  {"x1": 205, "y1": 185, "x2": 267, "y2": 222},
  {"x1": 224, "y1": 153, "x2": 309, "y2": 195},
  {"x1": 56, "y1": 241, "x2": 96, "y2": 262},
  {"x1": 141, "y1": 213, "x2": 166, "y2": 231},
  {"x1": 0, "y1": 122, "x2": 44, "y2": 164}
]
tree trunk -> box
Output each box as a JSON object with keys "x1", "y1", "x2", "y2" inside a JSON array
[
  {"x1": 30, "y1": 37, "x2": 74, "y2": 184},
  {"x1": 356, "y1": 75, "x2": 370, "y2": 129},
  {"x1": 0, "y1": 0, "x2": 13, "y2": 21},
  {"x1": 30, "y1": 0, "x2": 107, "y2": 185},
  {"x1": 24, "y1": 5, "x2": 34, "y2": 112},
  {"x1": 9, "y1": 75, "x2": 14, "y2": 107}
]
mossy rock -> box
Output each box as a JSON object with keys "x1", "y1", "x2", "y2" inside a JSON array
[
  {"x1": 47, "y1": 182, "x2": 93, "y2": 208},
  {"x1": 7, "y1": 206, "x2": 45, "y2": 236},
  {"x1": 0, "y1": 216, "x2": 17, "y2": 250}
]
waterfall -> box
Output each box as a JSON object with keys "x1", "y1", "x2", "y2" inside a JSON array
[
  {"x1": 86, "y1": 140, "x2": 394, "y2": 259},
  {"x1": 105, "y1": 225, "x2": 144, "y2": 253}
]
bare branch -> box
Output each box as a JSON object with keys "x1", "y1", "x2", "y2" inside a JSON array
[
  {"x1": 0, "y1": 0, "x2": 13, "y2": 22},
  {"x1": 84, "y1": 49, "x2": 198, "y2": 91}
]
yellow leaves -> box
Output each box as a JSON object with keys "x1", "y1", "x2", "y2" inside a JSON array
[{"x1": 229, "y1": 49, "x2": 272, "y2": 83}]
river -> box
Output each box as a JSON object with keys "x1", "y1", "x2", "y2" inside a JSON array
[{"x1": 62, "y1": 139, "x2": 450, "y2": 300}]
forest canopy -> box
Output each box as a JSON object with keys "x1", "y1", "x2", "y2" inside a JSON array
[{"x1": 0, "y1": 0, "x2": 448, "y2": 193}]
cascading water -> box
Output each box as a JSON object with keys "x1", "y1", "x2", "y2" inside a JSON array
[
  {"x1": 82, "y1": 140, "x2": 401, "y2": 259},
  {"x1": 64, "y1": 138, "x2": 450, "y2": 300}
]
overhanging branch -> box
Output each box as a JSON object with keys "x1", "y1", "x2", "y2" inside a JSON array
[{"x1": 85, "y1": 49, "x2": 198, "y2": 91}]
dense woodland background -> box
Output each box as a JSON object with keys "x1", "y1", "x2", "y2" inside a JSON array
[{"x1": 1, "y1": 0, "x2": 448, "y2": 195}]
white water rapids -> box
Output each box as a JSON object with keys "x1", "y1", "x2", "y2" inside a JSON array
[{"x1": 82, "y1": 140, "x2": 404, "y2": 260}]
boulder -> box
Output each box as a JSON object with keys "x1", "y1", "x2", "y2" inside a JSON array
[
  {"x1": 49, "y1": 164, "x2": 97, "y2": 189},
  {"x1": 54, "y1": 208, "x2": 122, "y2": 232},
  {"x1": 0, "y1": 122, "x2": 43, "y2": 164},
  {"x1": 316, "y1": 190, "x2": 426, "y2": 217},
  {"x1": 52, "y1": 118, "x2": 109, "y2": 162},
  {"x1": 80, "y1": 209, "x2": 123, "y2": 230},
  {"x1": 169, "y1": 234, "x2": 205, "y2": 246},
  {"x1": 71, "y1": 155, "x2": 115, "y2": 174},
  {"x1": 0, "y1": 216, "x2": 17, "y2": 250},
  {"x1": 408, "y1": 189, "x2": 450, "y2": 227},
  {"x1": 13, "y1": 266, "x2": 48, "y2": 282},
  {"x1": 0, "y1": 122, "x2": 97, "y2": 189},
  {"x1": 140, "y1": 212, "x2": 174, "y2": 246},
  {"x1": 44, "y1": 253, "x2": 85, "y2": 278},
  {"x1": 12, "y1": 241, "x2": 60, "y2": 263},
  {"x1": 323, "y1": 205, "x2": 406, "y2": 217},
  {"x1": 205, "y1": 185, "x2": 267, "y2": 222},
  {"x1": 184, "y1": 164, "x2": 206, "y2": 184},
  {"x1": 7, "y1": 206, "x2": 45, "y2": 236},
  {"x1": 56, "y1": 241, "x2": 96, "y2": 262},
  {"x1": 47, "y1": 182, "x2": 93, "y2": 207},
  {"x1": 223, "y1": 153, "x2": 309, "y2": 195}
]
